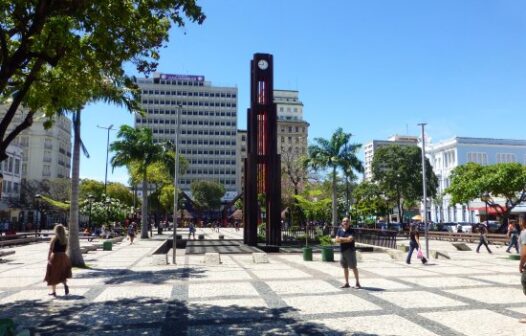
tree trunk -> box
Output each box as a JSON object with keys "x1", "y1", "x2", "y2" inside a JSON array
[
  {"x1": 332, "y1": 167, "x2": 338, "y2": 227},
  {"x1": 141, "y1": 173, "x2": 149, "y2": 238},
  {"x1": 345, "y1": 176, "x2": 350, "y2": 218},
  {"x1": 68, "y1": 111, "x2": 85, "y2": 267}
]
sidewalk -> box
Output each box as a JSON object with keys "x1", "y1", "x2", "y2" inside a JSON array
[{"x1": 0, "y1": 229, "x2": 525, "y2": 335}]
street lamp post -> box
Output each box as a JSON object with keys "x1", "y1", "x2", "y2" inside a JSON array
[
  {"x1": 105, "y1": 197, "x2": 111, "y2": 235},
  {"x1": 34, "y1": 194, "x2": 41, "y2": 237},
  {"x1": 0, "y1": 173, "x2": 3, "y2": 200},
  {"x1": 97, "y1": 124, "x2": 114, "y2": 196},
  {"x1": 88, "y1": 194, "x2": 95, "y2": 230},
  {"x1": 172, "y1": 104, "x2": 182, "y2": 265},
  {"x1": 482, "y1": 192, "x2": 490, "y2": 225},
  {"x1": 418, "y1": 123, "x2": 429, "y2": 258}
]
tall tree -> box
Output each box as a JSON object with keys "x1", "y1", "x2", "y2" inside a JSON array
[
  {"x1": 352, "y1": 181, "x2": 390, "y2": 224},
  {"x1": 340, "y1": 144, "x2": 364, "y2": 217},
  {"x1": 80, "y1": 179, "x2": 105, "y2": 201},
  {"x1": 68, "y1": 110, "x2": 86, "y2": 266},
  {"x1": 191, "y1": 180, "x2": 225, "y2": 216},
  {"x1": 372, "y1": 144, "x2": 438, "y2": 222},
  {"x1": 107, "y1": 182, "x2": 134, "y2": 207},
  {"x1": 447, "y1": 162, "x2": 526, "y2": 230},
  {"x1": 281, "y1": 150, "x2": 308, "y2": 227},
  {"x1": 110, "y1": 126, "x2": 167, "y2": 239},
  {"x1": 0, "y1": 1, "x2": 205, "y2": 161},
  {"x1": 304, "y1": 128, "x2": 363, "y2": 227}
]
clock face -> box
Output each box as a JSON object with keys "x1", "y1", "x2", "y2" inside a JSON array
[{"x1": 257, "y1": 59, "x2": 269, "y2": 70}]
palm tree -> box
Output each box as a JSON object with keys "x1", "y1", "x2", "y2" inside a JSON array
[
  {"x1": 68, "y1": 110, "x2": 91, "y2": 266},
  {"x1": 110, "y1": 126, "x2": 166, "y2": 239},
  {"x1": 341, "y1": 144, "x2": 364, "y2": 217},
  {"x1": 61, "y1": 76, "x2": 140, "y2": 267},
  {"x1": 305, "y1": 128, "x2": 363, "y2": 227}
]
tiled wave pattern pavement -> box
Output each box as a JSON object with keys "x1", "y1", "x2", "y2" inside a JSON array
[{"x1": 0, "y1": 230, "x2": 525, "y2": 335}]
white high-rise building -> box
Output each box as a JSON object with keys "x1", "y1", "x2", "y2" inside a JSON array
[
  {"x1": 363, "y1": 135, "x2": 419, "y2": 181},
  {"x1": 135, "y1": 73, "x2": 238, "y2": 199}
]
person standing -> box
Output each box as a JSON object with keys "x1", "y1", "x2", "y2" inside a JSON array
[
  {"x1": 44, "y1": 224, "x2": 72, "y2": 297},
  {"x1": 128, "y1": 222, "x2": 136, "y2": 245},
  {"x1": 518, "y1": 217, "x2": 526, "y2": 323},
  {"x1": 507, "y1": 221, "x2": 520, "y2": 253},
  {"x1": 406, "y1": 224, "x2": 427, "y2": 264},
  {"x1": 335, "y1": 217, "x2": 361, "y2": 289},
  {"x1": 476, "y1": 223, "x2": 492, "y2": 254}
]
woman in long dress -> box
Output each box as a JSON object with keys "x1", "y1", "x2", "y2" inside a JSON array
[{"x1": 44, "y1": 224, "x2": 72, "y2": 296}]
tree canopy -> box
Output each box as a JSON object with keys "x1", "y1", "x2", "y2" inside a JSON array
[
  {"x1": 304, "y1": 128, "x2": 363, "y2": 226},
  {"x1": 0, "y1": 0, "x2": 205, "y2": 161},
  {"x1": 371, "y1": 144, "x2": 437, "y2": 222},
  {"x1": 352, "y1": 181, "x2": 391, "y2": 223},
  {"x1": 191, "y1": 180, "x2": 225, "y2": 212},
  {"x1": 447, "y1": 162, "x2": 526, "y2": 221}
]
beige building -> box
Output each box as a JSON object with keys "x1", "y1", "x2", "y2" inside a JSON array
[
  {"x1": 236, "y1": 90, "x2": 309, "y2": 194},
  {"x1": 0, "y1": 105, "x2": 72, "y2": 181},
  {"x1": 0, "y1": 143, "x2": 23, "y2": 213},
  {"x1": 363, "y1": 135, "x2": 419, "y2": 181}
]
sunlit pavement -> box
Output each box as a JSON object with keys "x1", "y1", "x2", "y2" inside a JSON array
[{"x1": 0, "y1": 229, "x2": 525, "y2": 335}]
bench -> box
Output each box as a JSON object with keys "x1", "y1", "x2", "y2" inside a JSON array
[
  {"x1": 0, "y1": 237, "x2": 38, "y2": 248},
  {"x1": 0, "y1": 250, "x2": 15, "y2": 262},
  {"x1": 428, "y1": 232, "x2": 508, "y2": 245}
]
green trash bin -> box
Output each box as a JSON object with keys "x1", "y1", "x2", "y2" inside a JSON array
[
  {"x1": 321, "y1": 246, "x2": 334, "y2": 262},
  {"x1": 103, "y1": 241, "x2": 112, "y2": 251},
  {"x1": 302, "y1": 247, "x2": 313, "y2": 261}
]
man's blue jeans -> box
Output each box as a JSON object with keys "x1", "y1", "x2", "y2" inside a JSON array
[{"x1": 406, "y1": 241, "x2": 419, "y2": 264}]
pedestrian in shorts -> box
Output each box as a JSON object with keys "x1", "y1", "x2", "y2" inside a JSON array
[{"x1": 335, "y1": 217, "x2": 361, "y2": 289}]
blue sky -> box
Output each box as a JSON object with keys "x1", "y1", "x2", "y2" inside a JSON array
[{"x1": 81, "y1": 0, "x2": 526, "y2": 185}]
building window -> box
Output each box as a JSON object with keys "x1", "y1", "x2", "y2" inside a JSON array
[
  {"x1": 467, "y1": 152, "x2": 488, "y2": 165},
  {"x1": 496, "y1": 153, "x2": 516, "y2": 163}
]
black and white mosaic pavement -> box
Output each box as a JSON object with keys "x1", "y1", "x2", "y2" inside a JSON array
[{"x1": 0, "y1": 229, "x2": 525, "y2": 335}]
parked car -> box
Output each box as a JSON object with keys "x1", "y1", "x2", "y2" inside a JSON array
[
  {"x1": 437, "y1": 222, "x2": 457, "y2": 232},
  {"x1": 486, "y1": 220, "x2": 501, "y2": 233},
  {"x1": 455, "y1": 222, "x2": 474, "y2": 233}
]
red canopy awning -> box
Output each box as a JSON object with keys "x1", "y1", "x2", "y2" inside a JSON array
[{"x1": 469, "y1": 206, "x2": 507, "y2": 215}]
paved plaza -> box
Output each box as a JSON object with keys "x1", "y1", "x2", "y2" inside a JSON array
[{"x1": 1, "y1": 228, "x2": 526, "y2": 335}]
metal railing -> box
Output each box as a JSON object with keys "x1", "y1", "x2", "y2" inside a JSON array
[
  {"x1": 351, "y1": 228, "x2": 398, "y2": 249},
  {"x1": 274, "y1": 225, "x2": 398, "y2": 249}
]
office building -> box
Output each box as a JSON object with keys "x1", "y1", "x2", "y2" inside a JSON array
[
  {"x1": 135, "y1": 73, "x2": 238, "y2": 199},
  {"x1": 363, "y1": 135, "x2": 419, "y2": 180}
]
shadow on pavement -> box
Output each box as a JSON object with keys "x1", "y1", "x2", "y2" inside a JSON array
[
  {"x1": 0, "y1": 297, "x2": 381, "y2": 336},
  {"x1": 73, "y1": 267, "x2": 207, "y2": 285}
]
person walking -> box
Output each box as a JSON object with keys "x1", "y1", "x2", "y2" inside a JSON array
[
  {"x1": 476, "y1": 223, "x2": 492, "y2": 253},
  {"x1": 518, "y1": 217, "x2": 526, "y2": 323},
  {"x1": 507, "y1": 221, "x2": 520, "y2": 253},
  {"x1": 406, "y1": 224, "x2": 428, "y2": 264},
  {"x1": 44, "y1": 224, "x2": 72, "y2": 297},
  {"x1": 188, "y1": 222, "x2": 196, "y2": 240},
  {"x1": 335, "y1": 217, "x2": 361, "y2": 289},
  {"x1": 128, "y1": 222, "x2": 137, "y2": 245}
]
